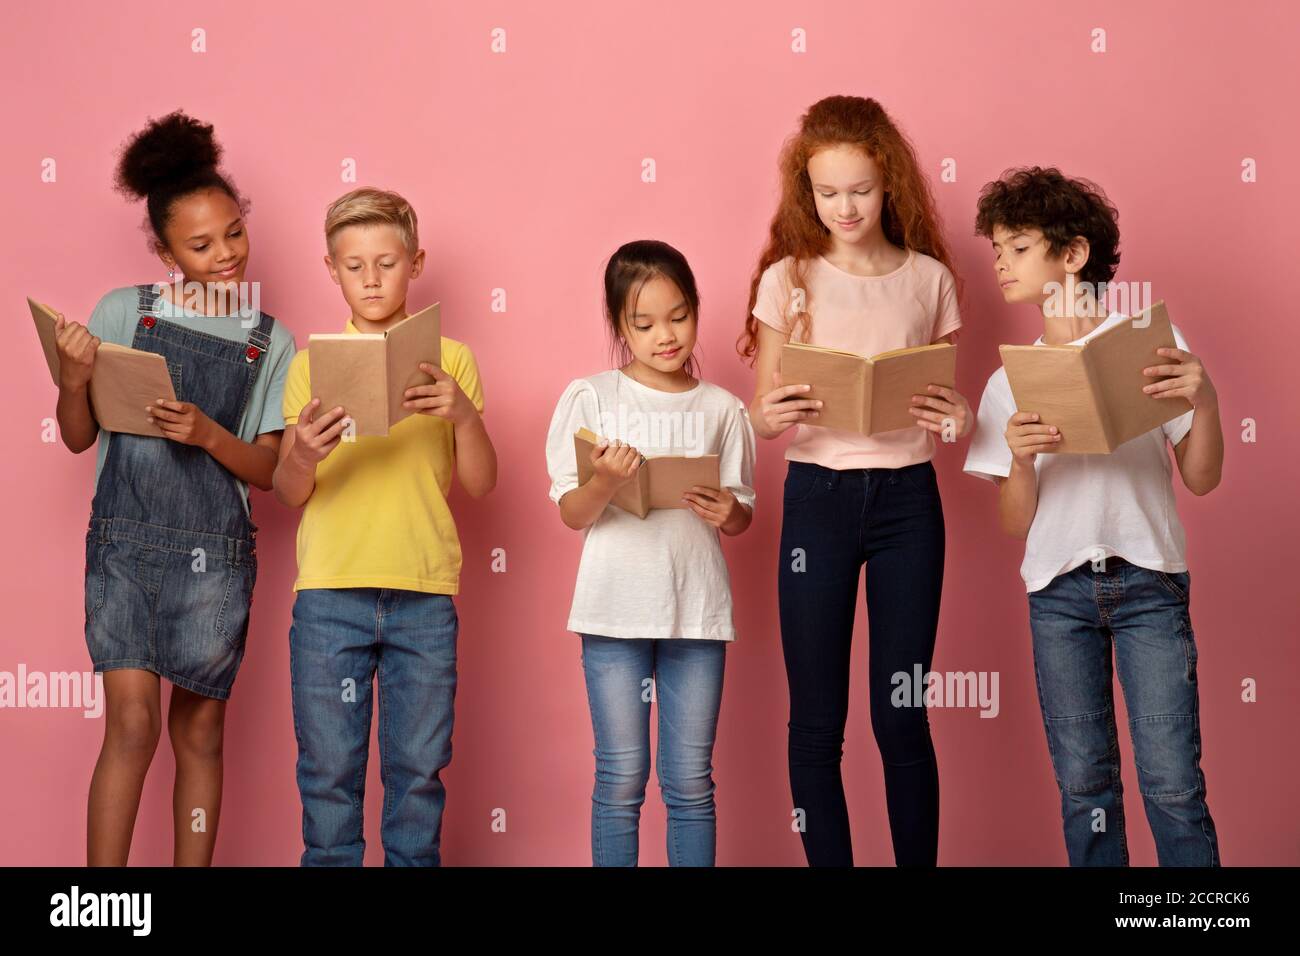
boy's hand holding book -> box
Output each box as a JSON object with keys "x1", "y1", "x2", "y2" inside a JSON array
[
  {"x1": 289, "y1": 398, "x2": 350, "y2": 466},
  {"x1": 1142, "y1": 347, "x2": 1217, "y2": 410},
  {"x1": 402, "y1": 363, "x2": 478, "y2": 426},
  {"x1": 1005, "y1": 410, "x2": 1062, "y2": 466}
]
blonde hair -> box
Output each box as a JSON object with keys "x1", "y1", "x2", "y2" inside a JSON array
[{"x1": 324, "y1": 187, "x2": 419, "y2": 256}]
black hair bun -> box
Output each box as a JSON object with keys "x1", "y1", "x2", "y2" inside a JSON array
[{"x1": 114, "y1": 110, "x2": 222, "y2": 200}]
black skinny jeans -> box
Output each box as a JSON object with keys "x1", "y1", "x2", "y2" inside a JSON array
[{"x1": 778, "y1": 459, "x2": 944, "y2": 866}]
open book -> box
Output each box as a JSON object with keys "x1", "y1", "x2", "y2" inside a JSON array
[
  {"x1": 307, "y1": 302, "x2": 441, "y2": 437},
  {"x1": 30, "y1": 297, "x2": 176, "y2": 437},
  {"x1": 999, "y1": 300, "x2": 1192, "y2": 454},
  {"x1": 780, "y1": 341, "x2": 957, "y2": 435},
  {"x1": 573, "y1": 426, "x2": 721, "y2": 519}
]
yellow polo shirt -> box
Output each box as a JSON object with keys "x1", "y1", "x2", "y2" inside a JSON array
[{"x1": 282, "y1": 321, "x2": 484, "y2": 595}]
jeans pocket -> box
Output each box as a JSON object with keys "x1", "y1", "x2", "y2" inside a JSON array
[
  {"x1": 1153, "y1": 569, "x2": 1191, "y2": 603},
  {"x1": 899, "y1": 462, "x2": 940, "y2": 496},
  {"x1": 783, "y1": 464, "x2": 832, "y2": 505}
]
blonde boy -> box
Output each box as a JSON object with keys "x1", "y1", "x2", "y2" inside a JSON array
[{"x1": 273, "y1": 188, "x2": 496, "y2": 866}]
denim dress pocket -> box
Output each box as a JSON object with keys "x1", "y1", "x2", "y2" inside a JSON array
[
  {"x1": 214, "y1": 558, "x2": 256, "y2": 654},
  {"x1": 84, "y1": 532, "x2": 106, "y2": 624}
]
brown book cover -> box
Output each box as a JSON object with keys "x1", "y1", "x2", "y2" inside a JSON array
[
  {"x1": 30, "y1": 296, "x2": 175, "y2": 437},
  {"x1": 780, "y1": 341, "x2": 957, "y2": 435},
  {"x1": 1000, "y1": 300, "x2": 1191, "y2": 454},
  {"x1": 573, "y1": 427, "x2": 721, "y2": 519},
  {"x1": 308, "y1": 302, "x2": 441, "y2": 437}
]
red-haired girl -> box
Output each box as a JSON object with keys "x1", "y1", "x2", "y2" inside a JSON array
[{"x1": 740, "y1": 95, "x2": 971, "y2": 867}]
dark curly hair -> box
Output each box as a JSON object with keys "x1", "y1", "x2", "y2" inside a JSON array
[
  {"x1": 114, "y1": 110, "x2": 248, "y2": 245},
  {"x1": 974, "y1": 166, "x2": 1120, "y2": 286}
]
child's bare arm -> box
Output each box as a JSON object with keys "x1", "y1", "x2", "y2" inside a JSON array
[
  {"x1": 1143, "y1": 346, "x2": 1223, "y2": 495},
  {"x1": 558, "y1": 442, "x2": 641, "y2": 531},
  {"x1": 52, "y1": 311, "x2": 100, "y2": 453},
  {"x1": 453, "y1": 414, "x2": 496, "y2": 498},
  {"x1": 998, "y1": 411, "x2": 1060, "y2": 538},
  {"x1": 273, "y1": 398, "x2": 348, "y2": 507}
]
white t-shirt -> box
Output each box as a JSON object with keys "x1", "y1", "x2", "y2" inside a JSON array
[
  {"x1": 545, "y1": 369, "x2": 757, "y2": 641},
  {"x1": 962, "y1": 312, "x2": 1196, "y2": 593}
]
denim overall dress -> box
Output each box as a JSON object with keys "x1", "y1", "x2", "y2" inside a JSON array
[{"x1": 83, "y1": 284, "x2": 274, "y2": 700}]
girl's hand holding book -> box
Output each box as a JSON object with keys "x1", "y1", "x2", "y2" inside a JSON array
[
  {"x1": 682, "y1": 485, "x2": 740, "y2": 530},
  {"x1": 52, "y1": 310, "x2": 99, "y2": 391},
  {"x1": 589, "y1": 439, "x2": 643, "y2": 491},
  {"x1": 145, "y1": 398, "x2": 217, "y2": 447},
  {"x1": 759, "y1": 370, "x2": 822, "y2": 436},
  {"x1": 909, "y1": 384, "x2": 972, "y2": 438}
]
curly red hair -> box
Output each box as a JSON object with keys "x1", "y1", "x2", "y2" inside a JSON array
[{"x1": 738, "y1": 95, "x2": 959, "y2": 361}]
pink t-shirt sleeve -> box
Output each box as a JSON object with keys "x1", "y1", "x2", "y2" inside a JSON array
[
  {"x1": 933, "y1": 264, "x2": 962, "y2": 340},
  {"x1": 751, "y1": 261, "x2": 791, "y2": 335}
]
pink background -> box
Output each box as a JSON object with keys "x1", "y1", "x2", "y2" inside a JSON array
[{"x1": 2, "y1": 0, "x2": 1297, "y2": 865}]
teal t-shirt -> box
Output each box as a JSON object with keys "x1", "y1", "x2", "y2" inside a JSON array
[{"x1": 86, "y1": 284, "x2": 297, "y2": 514}]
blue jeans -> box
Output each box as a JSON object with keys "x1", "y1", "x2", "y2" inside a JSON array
[
  {"x1": 290, "y1": 588, "x2": 458, "y2": 866},
  {"x1": 1028, "y1": 558, "x2": 1219, "y2": 866},
  {"x1": 579, "y1": 634, "x2": 726, "y2": 866}
]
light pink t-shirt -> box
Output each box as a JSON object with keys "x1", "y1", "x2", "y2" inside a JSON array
[{"x1": 752, "y1": 249, "x2": 963, "y2": 469}]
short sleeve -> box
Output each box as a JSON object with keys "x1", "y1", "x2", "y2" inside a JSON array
[
  {"x1": 545, "y1": 378, "x2": 601, "y2": 505},
  {"x1": 718, "y1": 397, "x2": 757, "y2": 510},
  {"x1": 281, "y1": 351, "x2": 311, "y2": 426},
  {"x1": 86, "y1": 288, "x2": 135, "y2": 347},
  {"x1": 962, "y1": 370, "x2": 1016, "y2": 482},
  {"x1": 256, "y1": 326, "x2": 296, "y2": 434},
  {"x1": 1160, "y1": 323, "x2": 1195, "y2": 446},
  {"x1": 447, "y1": 340, "x2": 485, "y2": 414},
  {"x1": 933, "y1": 265, "x2": 962, "y2": 341},
  {"x1": 751, "y1": 260, "x2": 792, "y2": 335}
]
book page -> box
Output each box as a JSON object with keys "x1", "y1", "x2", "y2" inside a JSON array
[
  {"x1": 89, "y1": 344, "x2": 176, "y2": 437},
  {"x1": 646, "y1": 455, "x2": 721, "y2": 511},
  {"x1": 309, "y1": 336, "x2": 389, "y2": 436},
  {"x1": 384, "y1": 302, "x2": 442, "y2": 428},
  {"x1": 780, "y1": 343, "x2": 867, "y2": 432},
  {"x1": 866, "y1": 342, "x2": 956, "y2": 434},
  {"x1": 1001, "y1": 345, "x2": 1110, "y2": 453},
  {"x1": 29, "y1": 298, "x2": 62, "y2": 386},
  {"x1": 1082, "y1": 301, "x2": 1191, "y2": 449}
]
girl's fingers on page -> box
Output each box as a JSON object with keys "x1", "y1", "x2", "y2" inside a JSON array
[
  {"x1": 1142, "y1": 364, "x2": 1184, "y2": 377},
  {"x1": 1155, "y1": 347, "x2": 1190, "y2": 361},
  {"x1": 1143, "y1": 376, "x2": 1185, "y2": 394}
]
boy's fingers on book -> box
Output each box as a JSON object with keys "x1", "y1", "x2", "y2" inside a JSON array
[{"x1": 1143, "y1": 364, "x2": 1183, "y2": 376}]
